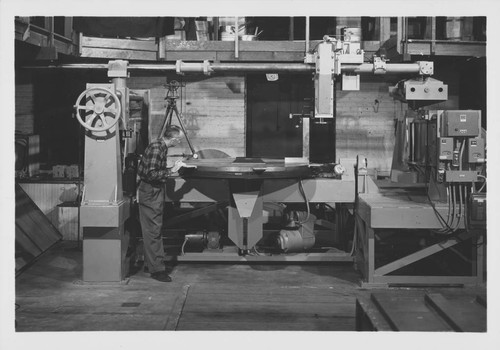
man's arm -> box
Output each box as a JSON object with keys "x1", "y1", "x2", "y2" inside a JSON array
[{"x1": 141, "y1": 144, "x2": 172, "y2": 182}]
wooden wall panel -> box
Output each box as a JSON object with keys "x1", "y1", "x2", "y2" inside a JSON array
[
  {"x1": 19, "y1": 183, "x2": 80, "y2": 241},
  {"x1": 336, "y1": 82, "x2": 401, "y2": 172},
  {"x1": 126, "y1": 73, "x2": 460, "y2": 171},
  {"x1": 128, "y1": 75, "x2": 246, "y2": 158},
  {"x1": 15, "y1": 83, "x2": 35, "y2": 133},
  {"x1": 57, "y1": 206, "x2": 80, "y2": 241},
  {"x1": 336, "y1": 79, "x2": 459, "y2": 173}
]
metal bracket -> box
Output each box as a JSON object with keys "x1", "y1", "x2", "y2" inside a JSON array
[
  {"x1": 417, "y1": 61, "x2": 434, "y2": 75},
  {"x1": 373, "y1": 57, "x2": 387, "y2": 75},
  {"x1": 108, "y1": 60, "x2": 128, "y2": 78},
  {"x1": 176, "y1": 60, "x2": 213, "y2": 76}
]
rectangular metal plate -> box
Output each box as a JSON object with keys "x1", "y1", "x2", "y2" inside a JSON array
[
  {"x1": 80, "y1": 200, "x2": 129, "y2": 227},
  {"x1": 445, "y1": 170, "x2": 478, "y2": 183}
]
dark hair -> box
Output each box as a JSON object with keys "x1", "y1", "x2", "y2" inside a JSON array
[{"x1": 163, "y1": 125, "x2": 182, "y2": 139}]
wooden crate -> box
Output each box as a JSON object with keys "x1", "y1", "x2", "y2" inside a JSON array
[{"x1": 15, "y1": 184, "x2": 62, "y2": 274}]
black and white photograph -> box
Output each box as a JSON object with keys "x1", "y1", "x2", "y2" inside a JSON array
[{"x1": 1, "y1": 0, "x2": 499, "y2": 349}]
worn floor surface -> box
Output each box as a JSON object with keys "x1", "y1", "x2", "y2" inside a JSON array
[
  {"x1": 15, "y1": 241, "x2": 487, "y2": 333},
  {"x1": 15, "y1": 241, "x2": 362, "y2": 332}
]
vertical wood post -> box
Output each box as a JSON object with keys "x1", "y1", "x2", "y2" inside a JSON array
[
  {"x1": 158, "y1": 36, "x2": 166, "y2": 60},
  {"x1": 367, "y1": 226, "x2": 375, "y2": 283},
  {"x1": 234, "y1": 17, "x2": 239, "y2": 59},
  {"x1": 305, "y1": 16, "x2": 310, "y2": 53},
  {"x1": 379, "y1": 17, "x2": 391, "y2": 43}
]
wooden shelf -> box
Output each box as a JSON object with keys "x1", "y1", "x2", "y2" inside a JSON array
[
  {"x1": 15, "y1": 19, "x2": 76, "y2": 57},
  {"x1": 78, "y1": 37, "x2": 324, "y2": 62},
  {"x1": 163, "y1": 40, "x2": 321, "y2": 62},
  {"x1": 405, "y1": 39, "x2": 486, "y2": 57}
]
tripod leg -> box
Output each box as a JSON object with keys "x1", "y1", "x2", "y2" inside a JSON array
[
  {"x1": 172, "y1": 105, "x2": 197, "y2": 157},
  {"x1": 159, "y1": 103, "x2": 174, "y2": 138}
]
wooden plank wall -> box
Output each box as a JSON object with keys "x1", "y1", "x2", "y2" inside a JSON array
[
  {"x1": 127, "y1": 74, "x2": 459, "y2": 170},
  {"x1": 15, "y1": 81, "x2": 35, "y2": 134},
  {"x1": 15, "y1": 70, "x2": 459, "y2": 174},
  {"x1": 336, "y1": 78, "x2": 459, "y2": 174},
  {"x1": 336, "y1": 80, "x2": 403, "y2": 173},
  {"x1": 128, "y1": 75, "x2": 246, "y2": 158}
]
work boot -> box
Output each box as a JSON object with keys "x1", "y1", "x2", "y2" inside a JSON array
[
  {"x1": 165, "y1": 262, "x2": 177, "y2": 274},
  {"x1": 150, "y1": 271, "x2": 172, "y2": 282}
]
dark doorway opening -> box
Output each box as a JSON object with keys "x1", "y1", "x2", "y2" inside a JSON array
[
  {"x1": 246, "y1": 74, "x2": 336, "y2": 162},
  {"x1": 246, "y1": 74, "x2": 312, "y2": 158}
]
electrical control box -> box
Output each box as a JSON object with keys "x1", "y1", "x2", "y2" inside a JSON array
[
  {"x1": 467, "y1": 138, "x2": 486, "y2": 163},
  {"x1": 445, "y1": 170, "x2": 478, "y2": 183},
  {"x1": 441, "y1": 110, "x2": 480, "y2": 137},
  {"x1": 438, "y1": 137, "x2": 454, "y2": 160}
]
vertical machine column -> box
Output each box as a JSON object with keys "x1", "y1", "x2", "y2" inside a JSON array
[{"x1": 75, "y1": 60, "x2": 131, "y2": 282}]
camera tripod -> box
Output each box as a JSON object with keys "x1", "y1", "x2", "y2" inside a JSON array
[{"x1": 159, "y1": 80, "x2": 197, "y2": 158}]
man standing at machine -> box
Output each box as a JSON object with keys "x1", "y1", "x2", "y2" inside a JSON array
[{"x1": 137, "y1": 125, "x2": 185, "y2": 282}]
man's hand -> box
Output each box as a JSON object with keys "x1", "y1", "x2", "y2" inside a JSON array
[{"x1": 171, "y1": 159, "x2": 187, "y2": 173}]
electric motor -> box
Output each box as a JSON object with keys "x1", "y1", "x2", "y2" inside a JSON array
[
  {"x1": 206, "y1": 231, "x2": 221, "y2": 249},
  {"x1": 277, "y1": 229, "x2": 315, "y2": 253}
]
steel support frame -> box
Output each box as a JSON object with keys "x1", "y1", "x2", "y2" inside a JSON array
[
  {"x1": 177, "y1": 246, "x2": 353, "y2": 262},
  {"x1": 163, "y1": 202, "x2": 227, "y2": 228},
  {"x1": 355, "y1": 210, "x2": 485, "y2": 287},
  {"x1": 163, "y1": 177, "x2": 356, "y2": 261}
]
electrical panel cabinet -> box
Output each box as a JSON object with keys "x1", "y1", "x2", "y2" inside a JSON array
[
  {"x1": 438, "y1": 137, "x2": 453, "y2": 160},
  {"x1": 468, "y1": 138, "x2": 485, "y2": 163},
  {"x1": 441, "y1": 110, "x2": 480, "y2": 137},
  {"x1": 470, "y1": 193, "x2": 486, "y2": 222}
]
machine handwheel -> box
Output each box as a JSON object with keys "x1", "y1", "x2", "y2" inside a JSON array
[{"x1": 74, "y1": 87, "x2": 122, "y2": 132}]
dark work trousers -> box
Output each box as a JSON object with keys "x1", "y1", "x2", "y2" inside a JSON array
[{"x1": 138, "y1": 181, "x2": 166, "y2": 274}]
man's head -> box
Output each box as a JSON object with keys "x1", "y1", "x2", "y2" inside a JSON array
[{"x1": 163, "y1": 125, "x2": 184, "y2": 147}]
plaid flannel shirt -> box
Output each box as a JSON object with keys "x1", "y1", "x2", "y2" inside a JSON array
[{"x1": 138, "y1": 138, "x2": 172, "y2": 184}]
